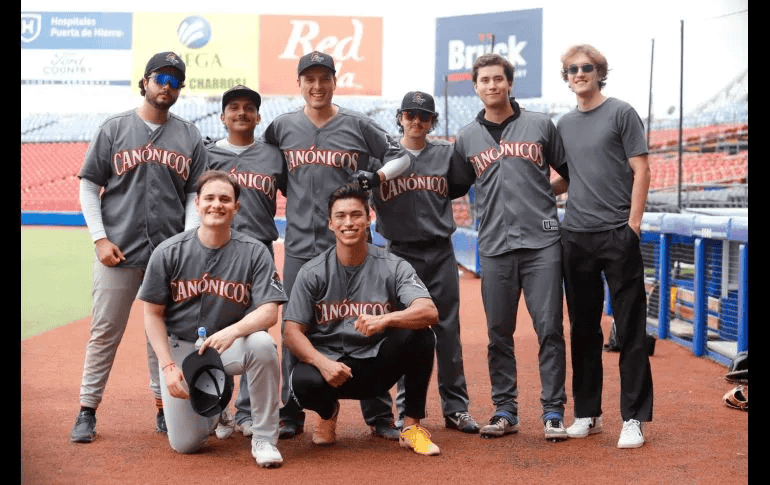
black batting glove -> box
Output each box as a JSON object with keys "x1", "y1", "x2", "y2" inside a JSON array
[{"x1": 355, "y1": 170, "x2": 380, "y2": 191}]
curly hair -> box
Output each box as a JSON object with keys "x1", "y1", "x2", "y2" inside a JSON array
[{"x1": 560, "y1": 44, "x2": 609, "y2": 90}]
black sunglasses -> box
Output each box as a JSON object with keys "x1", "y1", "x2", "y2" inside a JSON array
[
  {"x1": 567, "y1": 64, "x2": 595, "y2": 75},
  {"x1": 401, "y1": 110, "x2": 434, "y2": 122}
]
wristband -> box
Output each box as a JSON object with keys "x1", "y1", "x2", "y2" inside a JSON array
[{"x1": 162, "y1": 362, "x2": 176, "y2": 371}]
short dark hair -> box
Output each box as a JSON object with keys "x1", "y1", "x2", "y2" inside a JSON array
[
  {"x1": 471, "y1": 53, "x2": 515, "y2": 85},
  {"x1": 327, "y1": 183, "x2": 370, "y2": 218},
  {"x1": 196, "y1": 170, "x2": 241, "y2": 201}
]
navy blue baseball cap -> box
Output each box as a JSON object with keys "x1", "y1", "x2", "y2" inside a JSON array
[
  {"x1": 222, "y1": 84, "x2": 261, "y2": 112},
  {"x1": 399, "y1": 91, "x2": 437, "y2": 115},
  {"x1": 144, "y1": 51, "x2": 186, "y2": 81},
  {"x1": 182, "y1": 347, "x2": 234, "y2": 417},
  {"x1": 298, "y1": 51, "x2": 336, "y2": 76}
]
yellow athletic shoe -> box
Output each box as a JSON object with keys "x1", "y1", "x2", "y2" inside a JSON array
[{"x1": 399, "y1": 424, "x2": 440, "y2": 456}]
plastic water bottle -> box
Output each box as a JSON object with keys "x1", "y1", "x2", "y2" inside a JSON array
[{"x1": 195, "y1": 327, "x2": 207, "y2": 350}]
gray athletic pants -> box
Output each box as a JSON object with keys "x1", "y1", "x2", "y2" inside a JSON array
[
  {"x1": 479, "y1": 242, "x2": 567, "y2": 419},
  {"x1": 159, "y1": 331, "x2": 280, "y2": 453},
  {"x1": 78, "y1": 262, "x2": 161, "y2": 409}
]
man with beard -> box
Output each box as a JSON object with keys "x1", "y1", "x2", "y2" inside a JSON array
[{"x1": 71, "y1": 51, "x2": 207, "y2": 443}]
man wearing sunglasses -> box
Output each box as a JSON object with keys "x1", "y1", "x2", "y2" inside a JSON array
[
  {"x1": 263, "y1": 50, "x2": 410, "y2": 442},
  {"x1": 71, "y1": 51, "x2": 207, "y2": 444},
  {"x1": 451, "y1": 53, "x2": 571, "y2": 442},
  {"x1": 555, "y1": 44, "x2": 652, "y2": 449},
  {"x1": 368, "y1": 91, "x2": 480, "y2": 435}
]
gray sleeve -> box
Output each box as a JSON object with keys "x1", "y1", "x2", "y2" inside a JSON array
[{"x1": 395, "y1": 260, "x2": 432, "y2": 307}]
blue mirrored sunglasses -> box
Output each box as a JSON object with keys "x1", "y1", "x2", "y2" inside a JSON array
[{"x1": 151, "y1": 73, "x2": 183, "y2": 89}]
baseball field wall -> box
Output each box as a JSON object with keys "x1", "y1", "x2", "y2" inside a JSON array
[{"x1": 21, "y1": 210, "x2": 748, "y2": 366}]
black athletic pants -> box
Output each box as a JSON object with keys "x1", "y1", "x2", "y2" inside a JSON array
[
  {"x1": 291, "y1": 328, "x2": 435, "y2": 421},
  {"x1": 561, "y1": 225, "x2": 653, "y2": 422}
]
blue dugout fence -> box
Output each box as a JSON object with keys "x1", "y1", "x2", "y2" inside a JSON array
[{"x1": 22, "y1": 209, "x2": 747, "y2": 366}]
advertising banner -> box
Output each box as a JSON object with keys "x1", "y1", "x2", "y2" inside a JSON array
[
  {"x1": 131, "y1": 12, "x2": 260, "y2": 96},
  {"x1": 258, "y1": 15, "x2": 383, "y2": 96},
  {"x1": 21, "y1": 12, "x2": 132, "y2": 86},
  {"x1": 435, "y1": 9, "x2": 542, "y2": 98}
]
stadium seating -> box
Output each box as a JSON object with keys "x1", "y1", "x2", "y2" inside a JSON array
[{"x1": 20, "y1": 94, "x2": 748, "y2": 216}]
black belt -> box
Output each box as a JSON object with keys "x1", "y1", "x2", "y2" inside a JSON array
[{"x1": 390, "y1": 237, "x2": 451, "y2": 250}]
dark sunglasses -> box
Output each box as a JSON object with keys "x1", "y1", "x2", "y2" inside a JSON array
[
  {"x1": 567, "y1": 64, "x2": 595, "y2": 75},
  {"x1": 151, "y1": 73, "x2": 183, "y2": 89},
  {"x1": 402, "y1": 110, "x2": 434, "y2": 122}
]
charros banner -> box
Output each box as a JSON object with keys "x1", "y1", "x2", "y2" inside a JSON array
[
  {"x1": 258, "y1": 15, "x2": 383, "y2": 96},
  {"x1": 434, "y1": 9, "x2": 543, "y2": 98},
  {"x1": 21, "y1": 11, "x2": 383, "y2": 96},
  {"x1": 131, "y1": 12, "x2": 260, "y2": 95}
]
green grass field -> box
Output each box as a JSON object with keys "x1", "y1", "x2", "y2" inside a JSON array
[{"x1": 21, "y1": 227, "x2": 94, "y2": 339}]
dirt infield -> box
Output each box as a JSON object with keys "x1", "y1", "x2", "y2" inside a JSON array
[{"x1": 21, "y1": 243, "x2": 748, "y2": 484}]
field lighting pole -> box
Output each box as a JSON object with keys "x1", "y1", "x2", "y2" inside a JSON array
[
  {"x1": 677, "y1": 20, "x2": 684, "y2": 210},
  {"x1": 647, "y1": 39, "x2": 654, "y2": 147},
  {"x1": 444, "y1": 74, "x2": 449, "y2": 138}
]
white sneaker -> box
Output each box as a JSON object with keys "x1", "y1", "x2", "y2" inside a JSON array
[
  {"x1": 566, "y1": 417, "x2": 603, "y2": 438},
  {"x1": 214, "y1": 409, "x2": 235, "y2": 439},
  {"x1": 235, "y1": 419, "x2": 253, "y2": 437},
  {"x1": 252, "y1": 439, "x2": 283, "y2": 468},
  {"x1": 617, "y1": 419, "x2": 645, "y2": 449}
]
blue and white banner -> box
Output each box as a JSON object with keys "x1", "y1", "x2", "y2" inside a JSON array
[
  {"x1": 21, "y1": 12, "x2": 133, "y2": 86},
  {"x1": 435, "y1": 9, "x2": 542, "y2": 98}
]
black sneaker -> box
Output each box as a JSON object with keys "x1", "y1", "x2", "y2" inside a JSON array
[
  {"x1": 156, "y1": 410, "x2": 168, "y2": 434},
  {"x1": 371, "y1": 420, "x2": 401, "y2": 440},
  {"x1": 445, "y1": 412, "x2": 480, "y2": 433},
  {"x1": 278, "y1": 420, "x2": 303, "y2": 439},
  {"x1": 71, "y1": 410, "x2": 97, "y2": 443}
]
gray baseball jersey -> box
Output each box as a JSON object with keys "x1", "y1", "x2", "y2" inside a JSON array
[
  {"x1": 370, "y1": 139, "x2": 463, "y2": 243},
  {"x1": 282, "y1": 244, "x2": 431, "y2": 360},
  {"x1": 263, "y1": 106, "x2": 405, "y2": 258},
  {"x1": 452, "y1": 105, "x2": 568, "y2": 257},
  {"x1": 138, "y1": 229, "x2": 288, "y2": 342},
  {"x1": 78, "y1": 109, "x2": 207, "y2": 267},
  {"x1": 204, "y1": 138, "x2": 288, "y2": 243},
  {"x1": 556, "y1": 97, "x2": 648, "y2": 232}
]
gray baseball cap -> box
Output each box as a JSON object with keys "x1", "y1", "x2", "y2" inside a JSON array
[{"x1": 297, "y1": 51, "x2": 336, "y2": 76}]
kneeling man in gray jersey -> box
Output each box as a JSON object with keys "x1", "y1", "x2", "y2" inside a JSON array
[
  {"x1": 140, "y1": 170, "x2": 288, "y2": 468},
  {"x1": 283, "y1": 183, "x2": 442, "y2": 456}
]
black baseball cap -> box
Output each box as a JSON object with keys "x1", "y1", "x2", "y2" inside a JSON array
[
  {"x1": 222, "y1": 85, "x2": 261, "y2": 112},
  {"x1": 144, "y1": 51, "x2": 186, "y2": 81},
  {"x1": 297, "y1": 51, "x2": 336, "y2": 76},
  {"x1": 182, "y1": 347, "x2": 234, "y2": 418},
  {"x1": 399, "y1": 91, "x2": 437, "y2": 115}
]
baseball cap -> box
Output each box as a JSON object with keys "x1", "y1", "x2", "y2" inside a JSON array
[
  {"x1": 297, "y1": 51, "x2": 336, "y2": 76},
  {"x1": 222, "y1": 85, "x2": 261, "y2": 112},
  {"x1": 399, "y1": 91, "x2": 437, "y2": 115},
  {"x1": 144, "y1": 51, "x2": 186, "y2": 81},
  {"x1": 182, "y1": 347, "x2": 234, "y2": 417}
]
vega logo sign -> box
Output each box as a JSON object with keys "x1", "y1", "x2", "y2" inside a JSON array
[{"x1": 435, "y1": 9, "x2": 542, "y2": 98}]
